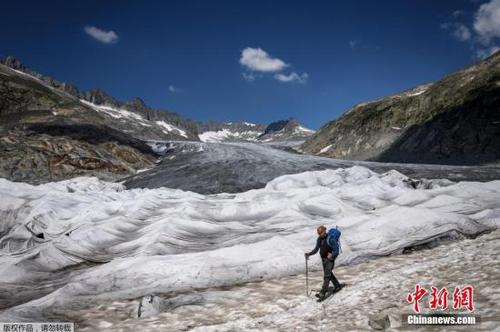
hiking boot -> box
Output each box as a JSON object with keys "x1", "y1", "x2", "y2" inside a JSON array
[{"x1": 315, "y1": 290, "x2": 326, "y2": 297}]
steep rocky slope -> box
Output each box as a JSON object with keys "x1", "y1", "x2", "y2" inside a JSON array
[
  {"x1": 0, "y1": 56, "x2": 199, "y2": 142},
  {"x1": 301, "y1": 52, "x2": 500, "y2": 165},
  {"x1": 0, "y1": 60, "x2": 164, "y2": 183}
]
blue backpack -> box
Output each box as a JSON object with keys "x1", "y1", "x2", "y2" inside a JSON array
[{"x1": 327, "y1": 227, "x2": 342, "y2": 256}]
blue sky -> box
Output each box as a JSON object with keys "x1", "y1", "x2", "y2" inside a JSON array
[{"x1": 1, "y1": 0, "x2": 499, "y2": 129}]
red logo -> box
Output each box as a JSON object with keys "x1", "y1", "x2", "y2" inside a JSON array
[
  {"x1": 429, "y1": 286, "x2": 449, "y2": 310},
  {"x1": 407, "y1": 284, "x2": 427, "y2": 313},
  {"x1": 453, "y1": 285, "x2": 474, "y2": 312},
  {"x1": 407, "y1": 284, "x2": 474, "y2": 313}
]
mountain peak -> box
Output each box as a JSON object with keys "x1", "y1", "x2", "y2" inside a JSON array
[
  {"x1": 0, "y1": 56, "x2": 25, "y2": 70},
  {"x1": 257, "y1": 118, "x2": 314, "y2": 142},
  {"x1": 262, "y1": 118, "x2": 301, "y2": 135}
]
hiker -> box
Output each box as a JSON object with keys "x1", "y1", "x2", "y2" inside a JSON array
[{"x1": 305, "y1": 225, "x2": 342, "y2": 301}]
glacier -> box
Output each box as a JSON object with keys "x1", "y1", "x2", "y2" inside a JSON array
[{"x1": 0, "y1": 166, "x2": 499, "y2": 323}]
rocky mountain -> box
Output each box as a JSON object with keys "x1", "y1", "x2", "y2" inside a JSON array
[
  {"x1": 301, "y1": 51, "x2": 500, "y2": 165},
  {"x1": 0, "y1": 56, "x2": 316, "y2": 183},
  {"x1": 197, "y1": 121, "x2": 266, "y2": 142},
  {"x1": 258, "y1": 118, "x2": 315, "y2": 142},
  {"x1": 197, "y1": 118, "x2": 314, "y2": 143},
  {"x1": 0, "y1": 56, "x2": 199, "y2": 142},
  {"x1": 79, "y1": 89, "x2": 200, "y2": 141},
  {"x1": 0, "y1": 57, "x2": 201, "y2": 183}
]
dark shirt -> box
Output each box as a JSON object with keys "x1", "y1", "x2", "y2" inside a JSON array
[{"x1": 308, "y1": 236, "x2": 332, "y2": 259}]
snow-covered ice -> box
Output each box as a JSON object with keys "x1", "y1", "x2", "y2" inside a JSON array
[
  {"x1": 67, "y1": 229, "x2": 500, "y2": 331},
  {"x1": 124, "y1": 141, "x2": 500, "y2": 193},
  {"x1": 0, "y1": 166, "x2": 499, "y2": 324}
]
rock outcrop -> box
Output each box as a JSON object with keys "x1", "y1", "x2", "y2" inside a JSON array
[{"x1": 257, "y1": 118, "x2": 315, "y2": 142}]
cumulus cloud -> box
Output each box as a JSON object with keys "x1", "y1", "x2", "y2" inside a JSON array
[
  {"x1": 239, "y1": 47, "x2": 307, "y2": 84},
  {"x1": 274, "y1": 72, "x2": 308, "y2": 84},
  {"x1": 473, "y1": 0, "x2": 500, "y2": 43},
  {"x1": 441, "y1": 0, "x2": 500, "y2": 59},
  {"x1": 84, "y1": 26, "x2": 118, "y2": 44},
  {"x1": 240, "y1": 47, "x2": 288, "y2": 72}
]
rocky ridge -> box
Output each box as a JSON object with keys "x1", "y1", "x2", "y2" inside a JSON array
[{"x1": 301, "y1": 51, "x2": 500, "y2": 165}]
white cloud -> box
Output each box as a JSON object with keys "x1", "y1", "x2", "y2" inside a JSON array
[
  {"x1": 476, "y1": 45, "x2": 500, "y2": 59},
  {"x1": 474, "y1": 0, "x2": 500, "y2": 43},
  {"x1": 239, "y1": 47, "x2": 288, "y2": 72},
  {"x1": 168, "y1": 85, "x2": 183, "y2": 93},
  {"x1": 274, "y1": 72, "x2": 308, "y2": 84},
  {"x1": 441, "y1": 2, "x2": 500, "y2": 58},
  {"x1": 453, "y1": 24, "x2": 472, "y2": 41},
  {"x1": 239, "y1": 47, "x2": 307, "y2": 84},
  {"x1": 348, "y1": 40, "x2": 358, "y2": 49},
  {"x1": 84, "y1": 26, "x2": 118, "y2": 44},
  {"x1": 441, "y1": 22, "x2": 471, "y2": 41}
]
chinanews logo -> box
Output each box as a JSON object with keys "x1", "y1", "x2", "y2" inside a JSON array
[{"x1": 403, "y1": 284, "x2": 480, "y2": 326}]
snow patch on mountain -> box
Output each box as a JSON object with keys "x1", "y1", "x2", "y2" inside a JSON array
[
  {"x1": 319, "y1": 144, "x2": 332, "y2": 153},
  {"x1": 198, "y1": 119, "x2": 313, "y2": 143},
  {"x1": 81, "y1": 100, "x2": 188, "y2": 136},
  {"x1": 80, "y1": 100, "x2": 140, "y2": 122},
  {"x1": 81, "y1": 100, "x2": 144, "y2": 121},
  {"x1": 155, "y1": 121, "x2": 188, "y2": 138},
  {"x1": 407, "y1": 89, "x2": 426, "y2": 97},
  {"x1": 199, "y1": 129, "x2": 261, "y2": 142},
  {"x1": 294, "y1": 125, "x2": 315, "y2": 134}
]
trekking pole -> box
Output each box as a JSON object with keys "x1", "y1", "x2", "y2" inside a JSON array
[{"x1": 305, "y1": 255, "x2": 309, "y2": 297}]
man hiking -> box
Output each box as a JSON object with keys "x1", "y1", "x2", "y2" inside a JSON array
[{"x1": 305, "y1": 225, "x2": 342, "y2": 301}]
